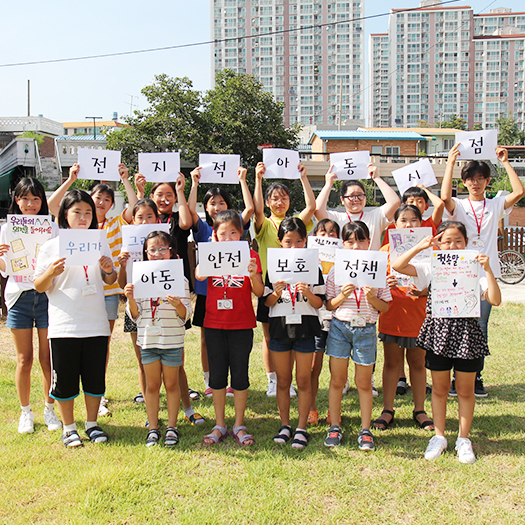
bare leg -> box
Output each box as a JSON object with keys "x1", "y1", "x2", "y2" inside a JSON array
[
  {"x1": 179, "y1": 365, "x2": 191, "y2": 410},
  {"x1": 11, "y1": 329, "x2": 35, "y2": 406},
  {"x1": 262, "y1": 322, "x2": 274, "y2": 374},
  {"x1": 430, "y1": 370, "x2": 451, "y2": 437},
  {"x1": 161, "y1": 364, "x2": 181, "y2": 428},
  {"x1": 406, "y1": 347, "x2": 431, "y2": 419},
  {"x1": 143, "y1": 361, "x2": 162, "y2": 429},
  {"x1": 130, "y1": 332, "x2": 146, "y2": 396},
  {"x1": 328, "y1": 356, "x2": 348, "y2": 426},
  {"x1": 204, "y1": 388, "x2": 227, "y2": 444},
  {"x1": 310, "y1": 352, "x2": 324, "y2": 412},
  {"x1": 272, "y1": 350, "x2": 293, "y2": 426},
  {"x1": 355, "y1": 364, "x2": 374, "y2": 429},
  {"x1": 85, "y1": 394, "x2": 102, "y2": 422},
  {"x1": 36, "y1": 328, "x2": 53, "y2": 403},
  {"x1": 382, "y1": 342, "x2": 404, "y2": 415},
  {"x1": 455, "y1": 371, "x2": 476, "y2": 438},
  {"x1": 57, "y1": 399, "x2": 75, "y2": 426},
  {"x1": 294, "y1": 352, "x2": 313, "y2": 429}
]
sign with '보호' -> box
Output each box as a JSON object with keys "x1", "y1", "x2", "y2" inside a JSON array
[
  {"x1": 262, "y1": 148, "x2": 301, "y2": 179},
  {"x1": 455, "y1": 130, "x2": 498, "y2": 161},
  {"x1": 329, "y1": 151, "x2": 370, "y2": 180},
  {"x1": 77, "y1": 148, "x2": 121, "y2": 181},
  {"x1": 391, "y1": 158, "x2": 438, "y2": 196},
  {"x1": 132, "y1": 259, "x2": 186, "y2": 299},
  {"x1": 198, "y1": 154, "x2": 241, "y2": 184},
  {"x1": 58, "y1": 229, "x2": 107, "y2": 266},
  {"x1": 138, "y1": 152, "x2": 180, "y2": 182},
  {"x1": 334, "y1": 249, "x2": 388, "y2": 288},
  {"x1": 197, "y1": 241, "x2": 251, "y2": 277},
  {"x1": 267, "y1": 247, "x2": 319, "y2": 285}
]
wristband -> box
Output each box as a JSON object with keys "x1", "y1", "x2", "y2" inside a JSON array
[{"x1": 102, "y1": 268, "x2": 115, "y2": 276}]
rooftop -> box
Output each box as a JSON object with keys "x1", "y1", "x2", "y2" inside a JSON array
[{"x1": 308, "y1": 129, "x2": 425, "y2": 144}]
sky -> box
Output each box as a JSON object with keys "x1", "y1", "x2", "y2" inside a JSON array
[{"x1": 0, "y1": 0, "x2": 524, "y2": 125}]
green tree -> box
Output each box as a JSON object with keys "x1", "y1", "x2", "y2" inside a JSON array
[
  {"x1": 436, "y1": 114, "x2": 467, "y2": 130},
  {"x1": 496, "y1": 114, "x2": 524, "y2": 145},
  {"x1": 19, "y1": 131, "x2": 44, "y2": 147},
  {"x1": 472, "y1": 123, "x2": 483, "y2": 131}
]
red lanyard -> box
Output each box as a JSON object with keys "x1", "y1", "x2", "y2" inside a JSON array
[
  {"x1": 353, "y1": 288, "x2": 364, "y2": 313},
  {"x1": 286, "y1": 284, "x2": 298, "y2": 311},
  {"x1": 98, "y1": 218, "x2": 106, "y2": 230},
  {"x1": 269, "y1": 217, "x2": 280, "y2": 231},
  {"x1": 222, "y1": 276, "x2": 230, "y2": 298},
  {"x1": 150, "y1": 299, "x2": 160, "y2": 322},
  {"x1": 346, "y1": 211, "x2": 364, "y2": 223},
  {"x1": 468, "y1": 199, "x2": 485, "y2": 237},
  {"x1": 83, "y1": 266, "x2": 90, "y2": 285},
  {"x1": 159, "y1": 212, "x2": 173, "y2": 225}
]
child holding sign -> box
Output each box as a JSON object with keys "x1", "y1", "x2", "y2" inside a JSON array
[
  {"x1": 195, "y1": 210, "x2": 263, "y2": 446},
  {"x1": 0, "y1": 177, "x2": 61, "y2": 434},
  {"x1": 124, "y1": 231, "x2": 192, "y2": 447},
  {"x1": 34, "y1": 190, "x2": 117, "y2": 447},
  {"x1": 392, "y1": 221, "x2": 501, "y2": 463},
  {"x1": 264, "y1": 218, "x2": 325, "y2": 449},
  {"x1": 324, "y1": 222, "x2": 392, "y2": 451}
]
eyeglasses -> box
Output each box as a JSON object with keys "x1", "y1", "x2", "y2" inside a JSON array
[
  {"x1": 145, "y1": 247, "x2": 171, "y2": 255},
  {"x1": 343, "y1": 194, "x2": 366, "y2": 201},
  {"x1": 269, "y1": 196, "x2": 289, "y2": 204}
]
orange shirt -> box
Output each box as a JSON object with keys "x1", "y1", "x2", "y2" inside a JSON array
[{"x1": 381, "y1": 217, "x2": 437, "y2": 248}]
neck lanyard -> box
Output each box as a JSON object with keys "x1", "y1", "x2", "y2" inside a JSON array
[
  {"x1": 346, "y1": 211, "x2": 364, "y2": 223},
  {"x1": 467, "y1": 198, "x2": 485, "y2": 238},
  {"x1": 159, "y1": 212, "x2": 173, "y2": 225},
  {"x1": 83, "y1": 266, "x2": 90, "y2": 285},
  {"x1": 269, "y1": 217, "x2": 280, "y2": 231},
  {"x1": 150, "y1": 298, "x2": 161, "y2": 323},
  {"x1": 286, "y1": 284, "x2": 298, "y2": 312},
  {"x1": 353, "y1": 288, "x2": 364, "y2": 313},
  {"x1": 98, "y1": 218, "x2": 106, "y2": 230},
  {"x1": 222, "y1": 276, "x2": 230, "y2": 299}
]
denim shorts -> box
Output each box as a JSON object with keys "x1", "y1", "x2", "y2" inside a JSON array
[
  {"x1": 269, "y1": 337, "x2": 316, "y2": 354},
  {"x1": 326, "y1": 317, "x2": 377, "y2": 366},
  {"x1": 140, "y1": 347, "x2": 183, "y2": 367},
  {"x1": 6, "y1": 290, "x2": 49, "y2": 329},
  {"x1": 104, "y1": 294, "x2": 120, "y2": 321}
]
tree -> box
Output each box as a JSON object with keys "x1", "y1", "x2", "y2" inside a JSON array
[
  {"x1": 496, "y1": 114, "x2": 525, "y2": 145},
  {"x1": 436, "y1": 114, "x2": 467, "y2": 130},
  {"x1": 472, "y1": 123, "x2": 483, "y2": 131}
]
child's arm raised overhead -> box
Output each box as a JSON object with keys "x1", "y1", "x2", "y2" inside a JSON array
[
  {"x1": 239, "y1": 167, "x2": 255, "y2": 227},
  {"x1": 48, "y1": 164, "x2": 78, "y2": 217},
  {"x1": 314, "y1": 164, "x2": 337, "y2": 221},
  {"x1": 497, "y1": 147, "x2": 525, "y2": 209},
  {"x1": 416, "y1": 184, "x2": 445, "y2": 226},
  {"x1": 188, "y1": 168, "x2": 202, "y2": 227},
  {"x1": 392, "y1": 233, "x2": 442, "y2": 276},
  {"x1": 297, "y1": 162, "x2": 316, "y2": 226},
  {"x1": 253, "y1": 162, "x2": 266, "y2": 232},
  {"x1": 176, "y1": 173, "x2": 192, "y2": 230},
  {"x1": 124, "y1": 284, "x2": 139, "y2": 319},
  {"x1": 476, "y1": 254, "x2": 502, "y2": 306},
  {"x1": 135, "y1": 173, "x2": 146, "y2": 200},
  {"x1": 248, "y1": 257, "x2": 264, "y2": 297},
  {"x1": 119, "y1": 164, "x2": 139, "y2": 224},
  {"x1": 441, "y1": 143, "x2": 460, "y2": 215},
  {"x1": 34, "y1": 258, "x2": 66, "y2": 293},
  {"x1": 372, "y1": 163, "x2": 400, "y2": 221}
]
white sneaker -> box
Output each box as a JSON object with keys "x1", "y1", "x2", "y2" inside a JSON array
[
  {"x1": 342, "y1": 379, "x2": 351, "y2": 395},
  {"x1": 456, "y1": 438, "x2": 476, "y2": 464},
  {"x1": 289, "y1": 384, "x2": 297, "y2": 398},
  {"x1": 98, "y1": 404, "x2": 110, "y2": 417},
  {"x1": 424, "y1": 435, "x2": 448, "y2": 460},
  {"x1": 18, "y1": 410, "x2": 34, "y2": 434},
  {"x1": 44, "y1": 410, "x2": 62, "y2": 431},
  {"x1": 100, "y1": 396, "x2": 108, "y2": 407},
  {"x1": 266, "y1": 380, "x2": 277, "y2": 397},
  {"x1": 371, "y1": 378, "x2": 379, "y2": 398}
]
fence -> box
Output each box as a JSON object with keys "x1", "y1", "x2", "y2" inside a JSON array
[{"x1": 499, "y1": 227, "x2": 525, "y2": 254}]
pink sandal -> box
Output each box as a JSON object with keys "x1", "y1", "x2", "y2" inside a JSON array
[
  {"x1": 232, "y1": 425, "x2": 254, "y2": 446},
  {"x1": 203, "y1": 425, "x2": 228, "y2": 445}
]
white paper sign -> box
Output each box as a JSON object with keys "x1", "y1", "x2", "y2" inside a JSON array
[
  {"x1": 198, "y1": 154, "x2": 240, "y2": 184},
  {"x1": 132, "y1": 259, "x2": 186, "y2": 299},
  {"x1": 455, "y1": 130, "x2": 498, "y2": 161},
  {"x1": 267, "y1": 247, "x2": 319, "y2": 285},
  {"x1": 197, "y1": 241, "x2": 251, "y2": 277},
  {"x1": 329, "y1": 151, "x2": 370, "y2": 180},
  {"x1": 334, "y1": 249, "x2": 388, "y2": 288},
  {"x1": 391, "y1": 158, "x2": 438, "y2": 196},
  {"x1": 77, "y1": 148, "x2": 121, "y2": 181},
  {"x1": 4, "y1": 215, "x2": 54, "y2": 278},
  {"x1": 138, "y1": 152, "x2": 180, "y2": 182},
  {"x1": 431, "y1": 250, "x2": 480, "y2": 318},
  {"x1": 58, "y1": 229, "x2": 107, "y2": 266},
  {"x1": 307, "y1": 236, "x2": 343, "y2": 275},
  {"x1": 262, "y1": 148, "x2": 301, "y2": 179}
]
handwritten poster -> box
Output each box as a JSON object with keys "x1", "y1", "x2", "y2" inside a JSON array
[
  {"x1": 198, "y1": 240, "x2": 251, "y2": 277},
  {"x1": 307, "y1": 236, "x2": 343, "y2": 275},
  {"x1": 262, "y1": 148, "x2": 301, "y2": 179},
  {"x1": 198, "y1": 154, "x2": 240, "y2": 184},
  {"x1": 267, "y1": 247, "x2": 319, "y2": 284},
  {"x1": 4, "y1": 215, "x2": 54, "y2": 278},
  {"x1": 138, "y1": 152, "x2": 180, "y2": 183},
  {"x1": 132, "y1": 259, "x2": 186, "y2": 299},
  {"x1": 77, "y1": 148, "x2": 121, "y2": 181},
  {"x1": 431, "y1": 250, "x2": 480, "y2": 318},
  {"x1": 329, "y1": 151, "x2": 370, "y2": 180},
  {"x1": 391, "y1": 158, "x2": 438, "y2": 196},
  {"x1": 455, "y1": 130, "x2": 498, "y2": 161},
  {"x1": 58, "y1": 229, "x2": 107, "y2": 266},
  {"x1": 334, "y1": 249, "x2": 388, "y2": 288}
]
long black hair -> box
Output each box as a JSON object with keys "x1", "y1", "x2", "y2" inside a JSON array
[
  {"x1": 203, "y1": 188, "x2": 233, "y2": 226},
  {"x1": 9, "y1": 177, "x2": 49, "y2": 215}
]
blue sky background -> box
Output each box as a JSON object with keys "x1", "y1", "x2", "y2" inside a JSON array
[{"x1": 0, "y1": 1, "x2": 523, "y2": 125}]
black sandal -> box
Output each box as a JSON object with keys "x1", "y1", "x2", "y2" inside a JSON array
[
  {"x1": 273, "y1": 425, "x2": 292, "y2": 444},
  {"x1": 373, "y1": 409, "x2": 395, "y2": 430},
  {"x1": 413, "y1": 410, "x2": 435, "y2": 430}
]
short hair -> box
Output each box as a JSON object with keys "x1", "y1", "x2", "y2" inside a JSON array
[
  {"x1": 340, "y1": 180, "x2": 365, "y2": 198},
  {"x1": 132, "y1": 198, "x2": 158, "y2": 219},
  {"x1": 58, "y1": 190, "x2": 98, "y2": 229},
  {"x1": 213, "y1": 209, "x2": 243, "y2": 234},
  {"x1": 265, "y1": 182, "x2": 290, "y2": 202},
  {"x1": 203, "y1": 188, "x2": 233, "y2": 226},
  {"x1": 9, "y1": 177, "x2": 49, "y2": 215},
  {"x1": 394, "y1": 204, "x2": 422, "y2": 223},
  {"x1": 402, "y1": 186, "x2": 429, "y2": 203},
  {"x1": 460, "y1": 160, "x2": 491, "y2": 181},
  {"x1": 91, "y1": 183, "x2": 115, "y2": 205},
  {"x1": 277, "y1": 217, "x2": 307, "y2": 241},
  {"x1": 341, "y1": 220, "x2": 370, "y2": 242},
  {"x1": 313, "y1": 218, "x2": 340, "y2": 238},
  {"x1": 436, "y1": 220, "x2": 468, "y2": 243},
  {"x1": 142, "y1": 231, "x2": 177, "y2": 261}
]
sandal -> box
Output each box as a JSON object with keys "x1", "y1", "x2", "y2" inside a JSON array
[
  {"x1": 63, "y1": 430, "x2": 83, "y2": 448},
  {"x1": 146, "y1": 429, "x2": 161, "y2": 447},
  {"x1": 273, "y1": 425, "x2": 292, "y2": 444},
  {"x1": 413, "y1": 410, "x2": 435, "y2": 431},
  {"x1": 291, "y1": 429, "x2": 310, "y2": 450},
  {"x1": 373, "y1": 409, "x2": 395, "y2": 431},
  {"x1": 231, "y1": 425, "x2": 255, "y2": 446},
  {"x1": 203, "y1": 425, "x2": 228, "y2": 445},
  {"x1": 133, "y1": 392, "x2": 144, "y2": 403},
  {"x1": 307, "y1": 410, "x2": 319, "y2": 426},
  {"x1": 185, "y1": 412, "x2": 206, "y2": 426},
  {"x1": 164, "y1": 427, "x2": 180, "y2": 447},
  {"x1": 85, "y1": 425, "x2": 108, "y2": 443},
  {"x1": 188, "y1": 388, "x2": 200, "y2": 400}
]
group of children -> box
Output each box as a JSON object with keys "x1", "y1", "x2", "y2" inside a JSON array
[{"x1": 1, "y1": 144, "x2": 523, "y2": 462}]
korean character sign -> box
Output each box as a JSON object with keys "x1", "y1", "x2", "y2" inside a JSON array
[
  {"x1": 262, "y1": 148, "x2": 301, "y2": 179},
  {"x1": 197, "y1": 241, "x2": 251, "y2": 277},
  {"x1": 4, "y1": 215, "x2": 54, "y2": 277},
  {"x1": 307, "y1": 236, "x2": 343, "y2": 275},
  {"x1": 58, "y1": 229, "x2": 108, "y2": 266},
  {"x1": 77, "y1": 148, "x2": 121, "y2": 181},
  {"x1": 431, "y1": 250, "x2": 480, "y2": 318},
  {"x1": 138, "y1": 152, "x2": 180, "y2": 183},
  {"x1": 455, "y1": 130, "x2": 498, "y2": 161},
  {"x1": 267, "y1": 248, "x2": 319, "y2": 285},
  {"x1": 198, "y1": 154, "x2": 241, "y2": 184},
  {"x1": 132, "y1": 259, "x2": 186, "y2": 300},
  {"x1": 391, "y1": 159, "x2": 438, "y2": 196},
  {"x1": 334, "y1": 250, "x2": 388, "y2": 288},
  {"x1": 329, "y1": 151, "x2": 371, "y2": 181}
]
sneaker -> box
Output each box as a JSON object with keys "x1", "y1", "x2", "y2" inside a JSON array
[
  {"x1": 449, "y1": 380, "x2": 457, "y2": 397},
  {"x1": 266, "y1": 380, "x2": 277, "y2": 397},
  {"x1": 100, "y1": 396, "x2": 108, "y2": 407},
  {"x1": 226, "y1": 386, "x2": 234, "y2": 397},
  {"x1": 396, "y1": 378, "x2": 408, "y2": 396},
  {"x1": 188, "y1": 388, "x2": 200, "y2": 400},
  {"x1": 18, "y1": 411, "x2": 34, "y2": 434},
  {"x1": 324, "y1": 425, "x2": 343, "y2": 447},
  {"x1": 371, "y1": 379, "x2": 379, "y2": 398},
  {"x1": 358, "y1": 429, "x2": 375, "y2": 451},
  {"x1": 204, "y1": 387, "x2": 213, "y2": 397},
  {"x1": 456, "y1": 437, "x2": 476, "y2": 464},
  {"x1": 44, "y1": 410, "x2": 62, "y2": 431},
  {"x1": 289, "y1": 384, "x2": 297, "y2": 398},
  {"x1": 133, "y1": 392, "x2": 145, "y2": 403},
  {"x1": 146, "y1": 429, "x2": 161, "y2": 447},
  {"x1": 474, "y1": 379, "x2": 488, "y2": 398},
  {"x1": 424, "y1": 435, "x2": 448, "y2": 460},
  {"x1": 342, "y1": 379, "x2": 351, "y2": 395},
  {"x1": 98, "y1": 404, "x2": 110, "y2": 417},
  {"x1": 63, "y1": 430, "x2": 83, "y2": 448}
]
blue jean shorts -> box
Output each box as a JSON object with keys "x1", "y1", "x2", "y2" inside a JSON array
[
  {"x1": 140, "y1": 347, "x2": 183, "y2": 367},
  {"x1": 326, "y1": 317, "x2": 377, "y2": 366},
  {"x1": 104, "y1": 294, "x2": 119, "y2": 321},
  {"x1": 269, "y1": 337, "x2": 316, "y2": 354},
  {"x1": 6, "y1": 289, "x2": 49, "y2": 329}
]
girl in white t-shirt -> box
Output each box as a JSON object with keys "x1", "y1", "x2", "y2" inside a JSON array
[
  {"x1": 34, "y1": 190, "x2": 117, "y2": 448},
  {"x1": 0, "y1": 178, "x2": 61, "y2": 434}
]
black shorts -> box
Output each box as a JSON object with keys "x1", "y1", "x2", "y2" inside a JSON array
[
  {"x1": 256, "y1": 295, "x2": 269, "y2": 323},
  {"x1": 192, "y1": 294, "x2": 206, "y2": 327},
  {"x1": 124, "y1": 311, "x2": 137, "y2": 333},
  {"x1": 50, "y1": 337, "x2": 108, "y2": 400},
  {"x1": 425, "y1": 351, "x2": 483, "y2": 373},
  {"x1": 204, "y1": 328, "x2": 253, "y2": 391}
]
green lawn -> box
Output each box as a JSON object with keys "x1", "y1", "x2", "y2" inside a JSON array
[{"x1": 1, "y1": 303, "x2": 524, "y2": 524}]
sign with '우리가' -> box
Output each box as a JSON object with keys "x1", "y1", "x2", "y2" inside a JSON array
[
  {"x1": 391, "y1": 158, "x2": 438, "y2": 196},
  {"x1": 198, "y1": 154, "x2": 241, "y2": 184},
  {"x1": 329, "y1": 151, "x2": 370, "y2": 180},
  {"x1": 262, "y1": 148, "x2": 301, "y2": 179},
  {"x1": 138, "y1": 152, "x2": 180, "y2": 182},
  {"x1": 58, "y1": 229, "x2": 107, "y2": 266},
  {"x1": 77, "y1": 148, "x2": 121, "y2": 181}
]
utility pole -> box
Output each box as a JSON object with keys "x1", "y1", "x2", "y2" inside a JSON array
[
  {"x1": 27, "y1": 80, "x2": 30, "y2": 117},
  {"x1": 86, "y1": 116, "x2": 103, "y2": 139},
  {"x1": 126, "y1": 94, "x2": 138, "y2": 117},
  {"x1": 338, "y1": 77, "x2": 343, "y2": 130}
]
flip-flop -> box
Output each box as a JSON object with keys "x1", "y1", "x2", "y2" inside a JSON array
[
  {"x1": 231, "y1": 425, "x2": 254, "y2": 446},
  {"x1": 203, "y1": 425, "x2": 228, "y2": 445}
]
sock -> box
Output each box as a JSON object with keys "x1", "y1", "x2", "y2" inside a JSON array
[
  {"x1": 267, "y1": 372, "x2": 277, "y2": 383},
  {"x1": 64, "y1": 423, "x2": 76, "y2": 434},
  {"x1": 21, "y1": 405, "x2": 32, "y2": 413},
  {"x1": 183, "y1": 407, "x2": 195, "y2": 418},
  {"x1": 44, "y1": 402, "x2": 55, "y2": 412},
  {"x1": 203, "y1": 371, "x2": 210, "y2": 388},
  {"x1": 85, "y1": 421, "x2": 97, "y2": 431},
  {"x1": 296, "y1": 427, "x2": 307, "y2": 433}
]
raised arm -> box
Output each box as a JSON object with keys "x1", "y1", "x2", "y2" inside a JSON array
[
  {"x1": 48, "y1": 164, "x2": 78, "y2": 216},
  {"x1": 120, "y1": 164, "x2": 138, "y2": 224},
  {"x1": 417, "y1": 184, "x2": 445, "y2": 225},
  {"x1": 187, "y1": 168, "x2": 202, "y2": 227},
  {"x1": 253, "y1": 162, "x2": 266, "y2": 231},
  {"x1": 476, "y1": 254, "x2": 501, "y2": 306},
  {"x1": 176, "y1": 173, "x2": 192, "y2": 230},
  {"x1": 314, "y1": 165, "x2": 337, "y2": 221},
  {"x1": 239, "y1": 167, "x2": 255, "y2": 227},
  {"x1": 497, "y1": 147, "x2": 525, "y2": 209},
  {"x1": 392, "y1": 235, "x2": 438, "y2": 277},
  {"x1": 297, "y1": 162, "x2": 316, "y2": 226},
  {"x1": 371, "y1": 164, "x2": 400, "y2": 221},
  {"x1": 135, "y1": 173, "x2": 146, "y2": 200},
  {"x1": 441, "y1": 143, "x2": 460, "y2": 214}
]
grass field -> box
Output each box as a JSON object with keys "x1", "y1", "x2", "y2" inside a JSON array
[{"x1": 0, "y1": 302, "x2": 524, "y2": 524}]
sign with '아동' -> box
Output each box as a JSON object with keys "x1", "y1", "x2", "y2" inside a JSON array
[{"x1": 132, "y1": 259, "x2": 186, "y2": 299}]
